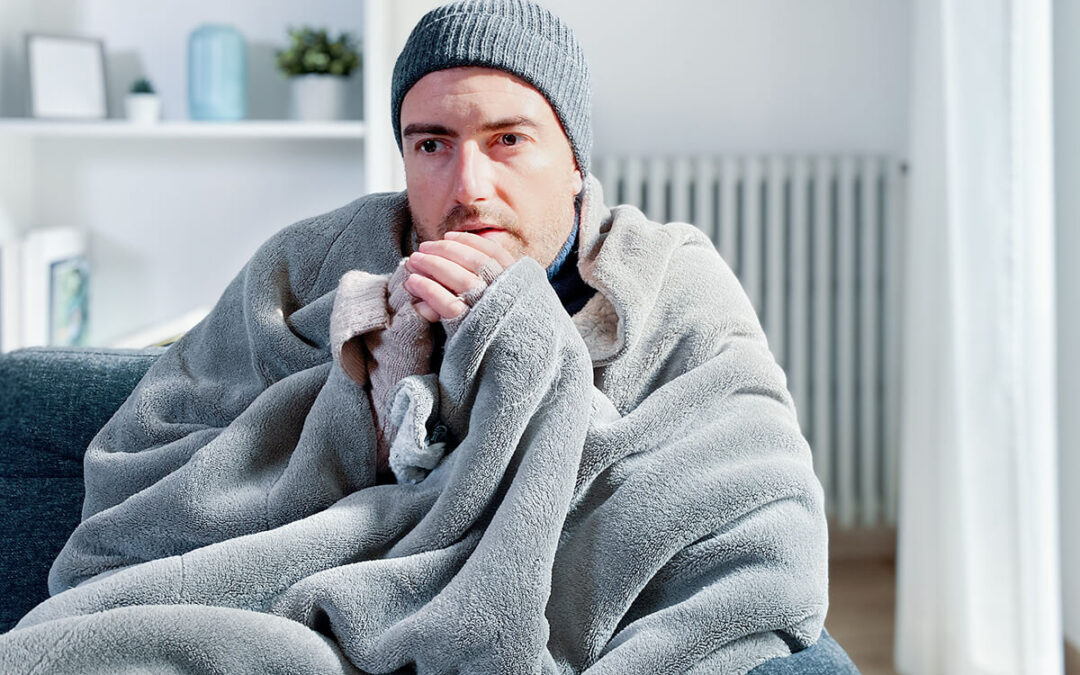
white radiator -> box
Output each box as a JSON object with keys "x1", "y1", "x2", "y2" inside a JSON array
[{"x1": 594, "y1": 155, "x2": 906, "y2": 529}]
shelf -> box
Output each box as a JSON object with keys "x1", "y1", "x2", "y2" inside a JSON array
[{"x1": 0, "y1": 119, "x2": 366, "y2": 140}]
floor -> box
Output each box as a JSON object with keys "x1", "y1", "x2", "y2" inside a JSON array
[
  {"x1": 823, "y1": 533, "x2": 1080, "y2": 675},
  {"x1": 825, "y1": 529, "x2": 898, "y2": 675}
]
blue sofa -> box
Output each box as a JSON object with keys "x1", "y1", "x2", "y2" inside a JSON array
[
  {"x1": 0, "y1": 347, "x2": 165, "y2": 632},
  {"x1": 0, "y1": 347, "x2": 859, "y2": 673}
]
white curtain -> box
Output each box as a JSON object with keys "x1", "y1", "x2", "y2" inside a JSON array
[{"x1": 895, "y1": 0, "x2": 1061, "y2": 673}]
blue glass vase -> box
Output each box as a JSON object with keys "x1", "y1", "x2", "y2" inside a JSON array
[{"x1": 188, "y1": 24, "x2": 247, "y2": 121}]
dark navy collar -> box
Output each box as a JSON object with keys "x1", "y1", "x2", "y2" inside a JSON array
[{"x1": 546, "y1": 209, "x2": 595, "y2": 315}]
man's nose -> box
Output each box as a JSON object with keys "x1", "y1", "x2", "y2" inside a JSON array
[{"x1": 452, "y1": 141, "x2": 494, "y2": 205}]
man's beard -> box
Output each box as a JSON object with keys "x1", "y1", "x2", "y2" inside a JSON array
[
  {"x1": 410, "y1": 200, "x2": 576, "y2": 267},
  {"x1": 440, "y1": 203, "x2": 519, "y2": 238}
]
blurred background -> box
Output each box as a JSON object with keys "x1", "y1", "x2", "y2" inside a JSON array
[{"x1": 0, "y1": 1, "x2": 1074, "y2": 673}]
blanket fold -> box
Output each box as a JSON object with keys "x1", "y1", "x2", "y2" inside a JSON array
[{"x1": 1, "y1": 177, "x2": 828, "y2": 675}]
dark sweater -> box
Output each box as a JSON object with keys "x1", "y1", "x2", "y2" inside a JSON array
[{"x1": 545, "y1": 212, "x2": 596, "y2": 316}]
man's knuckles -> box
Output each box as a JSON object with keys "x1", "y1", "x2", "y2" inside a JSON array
[
  {"x1": 417, "y1": 239, "x2": 490, "y2": 271},
  {"x1": 405, "y1": 273, "x2": 467, "y2": 320},
  {"x1": 407, "y1": 251, "x2": 483, "y2": 295},
  {"x1": 443, "y1": 231, "x2": 516, "y2": 267}
]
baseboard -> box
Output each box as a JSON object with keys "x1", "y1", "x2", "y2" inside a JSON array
[
  {"x1": 828, "y1": 521, "x2": 896, "y2": 562},
  {"x1": 1066, "y1": 638, "x2": 1080, "y2": 675}
]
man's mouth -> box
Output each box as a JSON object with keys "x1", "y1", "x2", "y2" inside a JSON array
[{"x1": 455, "y1": 223, "x2": 507, "y2": 237}]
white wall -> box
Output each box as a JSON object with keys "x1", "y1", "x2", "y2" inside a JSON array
[
  {"x1": 1055, "y1": 0, "x2": 1080, "y2": 652},
  {"x1": 79, "y1": 0, "x2": 363, "y2": 121},
  {"x1": 364, "y1": 0, "x2": 912, "y2": 183},
  {"x1": 543, "y1": 0, "x2": 911, "y2": 158},
  {"x1": 0, "y1": 0, "x2": 83, "y2": 117},
  {"x1": 364, "y1": 0, "x2": 443, "y2": 193},
  {"x1": 0, "y1": 0, "x2": 82, "y2": 241},
  {"x1": 0, "y1": 0, "x2": 30, "y2": 118},
  {"x1": 0, "y1": 0, "x2": 30, "y2": 238}
]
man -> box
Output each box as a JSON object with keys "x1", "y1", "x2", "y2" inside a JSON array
[{"x1": 0, "y1": 1, "x2": 855, "y2": 672}]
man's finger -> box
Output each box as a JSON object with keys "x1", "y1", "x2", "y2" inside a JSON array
[
  {"x1": 443, "y1": 231, "x2": 517, "y2": 268},
  {"x1": 407, "y1": 251, "x2": 482, "y2": 295},
  {"x1": 405, "y1": 273, "x2": 467, "y2": 320},
  {"x1": 412, "y1": 299, "x2": 440, "y2": 322},
  {"x1": 416, "y1": 239, "x2": 492, "y2": 274}
]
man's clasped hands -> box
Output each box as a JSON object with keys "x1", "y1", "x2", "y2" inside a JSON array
[
  {"x1": 332, "y1": 230, "x2": 518, "y2": 475},
  {"x1": 403, "y1": 230, "x2": 517, "y2": 322}
]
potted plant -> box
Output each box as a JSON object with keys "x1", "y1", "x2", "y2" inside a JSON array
[
  {"x1": 125, "y1": 78, "x2": 162, "y2": 124},
  {"x1": 276, "y1": 27, "x2": 360, "y2": 122}
]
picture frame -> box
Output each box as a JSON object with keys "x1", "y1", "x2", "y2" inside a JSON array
[
  {"x1": 49, "y1": 254, "x2": 90, "y2": 347},
  {"x1": 20, "y1": 228, "x2": 89, "y2": 348},
  {"x1": 25, "y1": 33, "x2": 108, "y2": 120}
]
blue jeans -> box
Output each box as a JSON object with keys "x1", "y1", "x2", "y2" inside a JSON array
[{"x1": 749, "y1": 630, "x2": 861, "y2": 674}]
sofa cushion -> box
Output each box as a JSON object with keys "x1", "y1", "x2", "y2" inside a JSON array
[{"x1": 0, "y1": 347, "x2": 161, "y2": 632}]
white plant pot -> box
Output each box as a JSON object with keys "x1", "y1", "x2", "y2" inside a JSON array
[
  {"x1": 125, "y1": 94, "x2": 162, "y2": 124},
  {"x1": 290, "y1": 75, "x2": 348, "y2": 121}
]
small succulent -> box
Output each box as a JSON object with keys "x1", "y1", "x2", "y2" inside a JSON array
[
  {"x1": 129, "y1": 78, "x2": 155, "y2": 95},
  {"x1": 276, "y1": 27, "x2": 360, "y2": 77}
]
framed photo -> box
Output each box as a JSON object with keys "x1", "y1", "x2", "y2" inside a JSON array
[
  {"x1": 25, "y1": 34, "x2": 108, "y2": 119},
  {"x1": 49, "y1": 255, "x2": 90, "y2": 347},
  {"x1": 19, "y1": 228, "x2": 89, "y2": 347}
]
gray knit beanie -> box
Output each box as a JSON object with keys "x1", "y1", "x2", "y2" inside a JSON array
[{"x1": 391, "y1": 0, "x2": 592, "y2": 175}]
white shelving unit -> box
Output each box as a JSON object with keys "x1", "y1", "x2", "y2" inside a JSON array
[
  {"x1": 0, "y1": 0, "x2": 441, "y2": 349},
  {"x1": 0, "y1": 119, "x2": 366, "y2": 140},
  {"x1": 0, "y1": 0, "x2": 447, "y2": 350}
]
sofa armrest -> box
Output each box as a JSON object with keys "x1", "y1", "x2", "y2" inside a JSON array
[{"x1": 0, "y1": 347, "x2": 163, "y2": 632}]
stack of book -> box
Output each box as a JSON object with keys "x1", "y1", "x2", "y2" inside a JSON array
[{"x1": 0, "y1": 228, "x2": 90, "y2": 353}]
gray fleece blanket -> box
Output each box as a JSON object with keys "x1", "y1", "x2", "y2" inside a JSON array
[{"x1": 0, "y1": 176, "x2": 827, "y2": 674}]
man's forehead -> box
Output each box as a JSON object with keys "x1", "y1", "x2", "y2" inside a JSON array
[
  {"x1": 407, "y1": 66, "x2": 543, "y2": 101},
  {"x1": 401, "y1": 67, "x2": 558, "y2": 130}
]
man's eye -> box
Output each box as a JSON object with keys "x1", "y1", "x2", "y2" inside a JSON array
[
  {"x1": 419, "y1": 139, "x2": 441, "y2": 153},
  {"x1": 500, "y1": 134, "x2": 521, "y2": 146}
]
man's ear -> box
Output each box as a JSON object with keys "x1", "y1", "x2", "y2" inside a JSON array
[{"x1": 571, "y1": 168, "x2": 584, "y2": 195}]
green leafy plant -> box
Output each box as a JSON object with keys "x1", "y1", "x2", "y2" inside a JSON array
[
  {"x1": 129, "y1": 78, "x2": 155, "y2": 95},
  {"x1": 276, "y1": 27, "x2": 360, "y2": 78}
]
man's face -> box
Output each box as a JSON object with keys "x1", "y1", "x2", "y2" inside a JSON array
[{"x1": 400, "y1": 67, "x2": 584, "y2": 266}]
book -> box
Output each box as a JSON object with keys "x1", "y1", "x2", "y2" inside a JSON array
[
  {"x1": 0, "y1": 238, "x2": 21, "y2": 353},
  {"x1": 20, "y1": 228, "x2": 90, "y2": 348}
]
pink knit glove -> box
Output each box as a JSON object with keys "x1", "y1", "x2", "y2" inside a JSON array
[
  {"x1": 331, "y1": 261, "x2": 434, "y2": 475},
  {"x1": 330, "y1": 256, "x2": 504, "y2": 476},
  {"x1": 364, "y1": 263, "x2": 435, "y2": 470}
]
